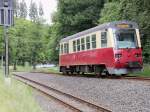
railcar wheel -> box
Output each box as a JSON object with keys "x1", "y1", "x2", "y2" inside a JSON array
[
  {"x1": 76, "y1": 71, "x2": 80, "y2": 75},
  {"x1": 62, "y1": 68, "x2": 69, "y2": 75},
  {"x1": 96, "y1": 73, "x2": 101, "y2": 78},
  {"x1": 101, "y1": 68, "x2": 109, "y2": 78},
  {"x1": 81, "y1": 72, "x2": 85, "y2": 75},
  {"x1": 70, "y1": 71, "x2": 74, "y2": 75}
]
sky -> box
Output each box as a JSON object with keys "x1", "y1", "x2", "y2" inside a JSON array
[{"x1": 20, "y1": 0, "x2": 57, "y2": 24}]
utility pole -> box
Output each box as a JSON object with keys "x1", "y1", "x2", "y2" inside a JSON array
[
  {"x1": 0, "y1": 0, "x2": 14, "y2": 79},
  {"x1": 4, "y1": 24, "x2": 9, "y2": 77}
]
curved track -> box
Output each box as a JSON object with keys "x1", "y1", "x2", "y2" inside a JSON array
[{"x1": 13, "y1": 74, "x2": 111, "y2": 112}]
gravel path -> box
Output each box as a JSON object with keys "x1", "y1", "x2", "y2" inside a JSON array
[{"x1": 15, "y1": 72, "x2": 150, "y2": 112}]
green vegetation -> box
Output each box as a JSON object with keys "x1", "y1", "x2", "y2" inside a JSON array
[
  {"x1": 0, "y1": 0, "x2": 49, "y2": 71},
  {"x1": 10, "y1": 66, "x2": 59, "y2": 74},
  {"x1": 136, "y1": 65, "x2": 150, "y2": 77},
  {"x1": 9, "y1": 65, "x2": 33, "y2": 72},
  {"x1": 33, "y1": 67, "x2": 59, "y2": 74},
  {"x1": 0, "y1": 70, "x2": 42, "y2": 112}
]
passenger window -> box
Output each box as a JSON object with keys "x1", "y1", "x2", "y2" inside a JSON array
[
  {"x1": 91, "y1": 34, "x2": 96, "y2": 49},
  {"x1": 61, "y1": 44, "x2": 63, "y2": 54},
  {"x1": 64, "y1": 43, "x2": 67, "y2": 53},
  {"x1": 66, "y1": 43, "x2": 69, "y2": 53},
  {"x1": 81, "y1": 38, "x2": 85, "y2": 50},
  {"x1": 77, "y1": 39, "x2": 80, "y2": 51},
  {"x1": 73, "y1": 41, "x2": 76, "y2": 52},
  {"x1": 86, "y1": 36, "x2": 90, "y2": 50},
  {"x1": 101, "y1": 32, "x2": 107, "y2": 48},
  {"x1": 64, "y1": 43, "x2": 69, "y2": 53}
]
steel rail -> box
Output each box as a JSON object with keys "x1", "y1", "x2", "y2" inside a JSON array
[
  {"x1": 14, "y1": 75, "x2": 81, "y2": 112},
  {"x1": 123, "y1": 76, "x2": 150, "y2": 81},
  {"x1": 13, "y1": 74, "x2": 111, "y2": 112}
]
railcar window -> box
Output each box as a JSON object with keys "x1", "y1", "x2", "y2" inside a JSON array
[
  {"x1": 86, "y1": 36, "x2": 90, "y2": 49},
  {"x1": 77, "y1": 39, "x2": 80, "y2": 51},
  {"x1": 64, "y1": 43, "x2": 67, "y2": 53},
  {"x1": 92, "y1": 34, "x2": 96, "y2": 49},
  {"x1": 61, "y1": 44, "x2": 63, "y2": 54},
  {"x1": 115, "y1": 30, "x2": 138, "y2": 49},
  {"x1": 81, "y1": 38, "x2": 85, "y2": 50},
  {"x1": 66, "y1": 43, "x2": 69, "y2": 53},
  {"x1": 73, "y1": 41, "x2": 76, "y2": 52},
  {"x1": 101, "y1": 32, "x2": 107, "y2": 48},
  {"x1": 64, "y1": 43, "x2": 69, "y2": 53}
]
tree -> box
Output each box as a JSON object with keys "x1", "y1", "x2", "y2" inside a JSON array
[
  {"x1": 19, "y1": 0, "x2": 28, "y2": 19},
  {"x1": 39, "y1": 2, "x2": 44, "y2": 17},
  {"x1": 8, "y1": 18, "x2": 48, "y2": 70},
  {"x1": 48, "y1": 0, "x2": 105, "y2": 63},
  {"x1": 13, "y1": 0, "x2": 20, "y2": 17},
  {"x1": 29, "y1": 0, "x2": 38, "y2": 22},
  {"x1": 9, "y1": 19, "x2": 32, "y2": 70},
  {"x1": 98, "y1": 2, "x2": 121, "y2": 24}
]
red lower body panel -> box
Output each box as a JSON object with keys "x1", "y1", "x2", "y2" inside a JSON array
[
  {"x1": 59, "y1": 48, "x2": 115, "y2": 67},
  {"x1": 59, "y1": 48, "x2": 143, "y2": 74}
]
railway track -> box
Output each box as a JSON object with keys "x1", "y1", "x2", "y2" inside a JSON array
[
  {"x1": 32, "y1": 71, "x2": 150, "y2": 82},
  {"x1": 31, "y1": 71, "x2": 150, "y2": 81},
  {"x1": 13, "y1": 74, "x2": 111, "y2": 112},
  {"x1": 123, "y1": 76, "x2": 150, "y2": 81}
]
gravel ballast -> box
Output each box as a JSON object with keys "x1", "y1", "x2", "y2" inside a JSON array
[
  {"x1": 33, "y1": 90, "x2": 73, "y2": 112},
  {"x1": 15, "y1": 72, "x2": 150, "y2": 112}
]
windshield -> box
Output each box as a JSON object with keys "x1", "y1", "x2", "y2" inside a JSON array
[{"x1": 115, "y1": 29, "x2": 138, "y2": 49}]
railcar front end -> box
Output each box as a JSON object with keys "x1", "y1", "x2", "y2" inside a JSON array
[{"x1": 109, "y1": 28, "x2": 143, "y2": 75}]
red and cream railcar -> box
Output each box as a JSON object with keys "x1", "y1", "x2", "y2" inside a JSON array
[{"x1": 59, "y1": 21, "x2": 143, "y2": 76}]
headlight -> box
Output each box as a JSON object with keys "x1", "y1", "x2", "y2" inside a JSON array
[
  {"x1": 135, "y1": 53, "x2": 141, "y2": 57},
  {"x1": 115, "y1": 54, "x2": 122, "y2": 58}
]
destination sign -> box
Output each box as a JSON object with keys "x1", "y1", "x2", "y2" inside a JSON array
[{"x1": 117, "y1": 24, "x2": 132, "y2": 28}]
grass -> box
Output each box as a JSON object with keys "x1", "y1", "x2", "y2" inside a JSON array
[
  {"x1": 10, "y1": 66, "x2": 33, "y2": 72},
  {"x1": 0, "y1": 70, "x2": 43, "y2": 112},
  {"x1": 33, "y1": 67, "x2": 60, "y2": 74},
  {"x1": 10, "y1": 65, "x2": 59, "y2": 74},
  {"x1": 134, "y1": 64, "x2": 150, "y2": 77}
]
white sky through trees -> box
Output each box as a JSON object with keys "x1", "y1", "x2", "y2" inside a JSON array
[{"x1": 19, "y1": 0, "x2": 57, "y2": 24}]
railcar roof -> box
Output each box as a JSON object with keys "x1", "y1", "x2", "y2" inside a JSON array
[{"x1": 60, "y1": 21, "x2": 138, "y2": 43}]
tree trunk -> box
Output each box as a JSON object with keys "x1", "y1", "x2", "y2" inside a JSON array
[
  {"x1": 13, "y1": 60, "x2": 17, "y2": 70},
  {"x1": 33, "y1": 62, "x2": 36, "y2": 70}
]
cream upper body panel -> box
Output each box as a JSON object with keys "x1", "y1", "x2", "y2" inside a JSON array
[
  {"x1": 59, "y1": 21, "x2": 140, "y2": 55},
  {"x1": 60, "y1": 28, "x2": 114, "y2": 54},
  {"x1": 136, "y1": 29, "x2": 141, "y2": 47}
]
